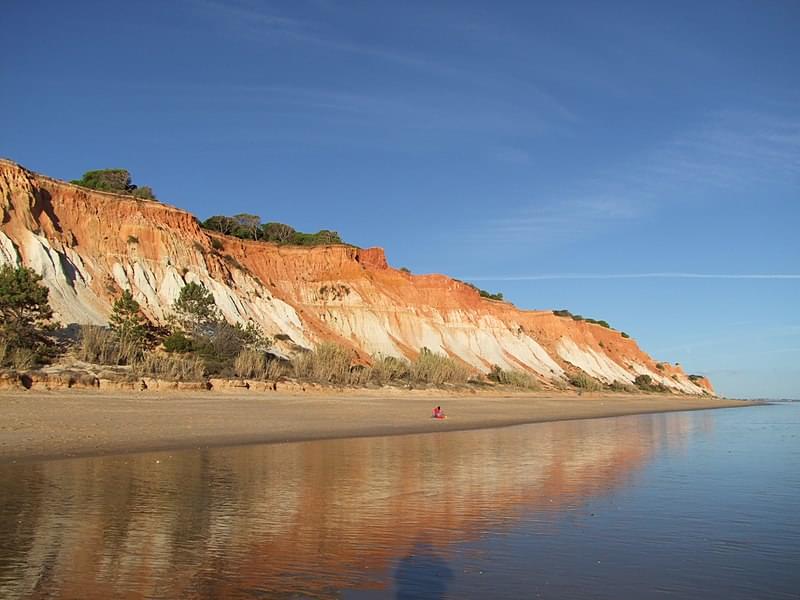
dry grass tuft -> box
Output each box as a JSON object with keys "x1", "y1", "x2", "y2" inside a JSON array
[
  {"x1": 410, "y1": 348, "x2": 471, "y2": 385},
  {"x1": 293, "y1": 342, "x2": 355, "y2": 384},
  {"x1": 11, "y1": 347, "x2": 36, "y2": 370},
  {"x1": 488, "y1": 365, "x2": 539, "y2": 389},
  {"x1": 134, "y1": 353, "x2": 205, "y2": 381},
  {"x1": 234, "y1": 349, "x2": 267, "y2": 379},
  {"x1": 369, "y1": 355, "x2": 411, "y2": 385},
  {"x1": 569, "y1": 371, "x2": 603, "y2": 392},
  {"x1": 78, "y1": 325, "x2": 119, "y2": 364},
  {"x1": 77, "y1": 324, "x2": 142, "y2": 365}
]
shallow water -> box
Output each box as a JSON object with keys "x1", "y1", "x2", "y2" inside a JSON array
[{"x1": 0, "y1": 403, "x2": 798, "y2": 599}]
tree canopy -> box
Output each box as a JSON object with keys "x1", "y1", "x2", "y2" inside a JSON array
[
  {"x1": 109, "y1": 290, "x2": 149, "y2": 359},
  {"x1": 172, "y1": 282, "x2": 219, "y2": 338},
  {"x1": 71, "y1": 169, "x2": 157, "y2": 200},
  {"x1": 201, "y1": 214, "x2": 346, "y2": 246},
  {"x1": 0, "y1": 265, "x2": 54, "y2": 360}
]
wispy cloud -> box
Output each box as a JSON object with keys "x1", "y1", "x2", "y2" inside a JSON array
[
  {"x1": 469, "y1": 194, "x2": 643, "y2": 244},
  {"x1": 461, "y1": 273, "x2": 800, "y2": 281},
  {"x1": 650, "y1": 325, "x2": 800, "y2": 355},
  {"x1": 474, "y1": 108, "x2": 800, "y2": 245},
  {"x1": 186, "y1": 0, "x2": 573, "y2": 124}
]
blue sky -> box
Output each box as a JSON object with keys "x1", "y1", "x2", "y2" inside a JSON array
[{"x1": 1, "y1": 0, "x2": 798, "y2": 398}]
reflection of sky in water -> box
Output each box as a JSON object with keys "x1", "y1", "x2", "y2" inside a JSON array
[{"x1": 0, "y1": 405, "x2": 798, "y2": 599}]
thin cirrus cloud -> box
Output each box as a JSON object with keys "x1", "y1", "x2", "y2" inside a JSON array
[
  {"x1": 478, "y1": 108, "x2": 800, "y2": 244},
  {"x1": 462, "y1": 273, "x2": 800, "y2": 281},
  {"x1": 187, "y1": 0, "x2": 573, "y2": 128}
]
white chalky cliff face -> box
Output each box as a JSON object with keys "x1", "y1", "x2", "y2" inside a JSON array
[{"x1": 0, "y1": 159, "x2": 714, "y2": 394}]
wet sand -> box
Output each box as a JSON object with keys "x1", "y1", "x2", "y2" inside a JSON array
[{"x1": 0, "y1": 389, "x2": 751, "y2": 463}]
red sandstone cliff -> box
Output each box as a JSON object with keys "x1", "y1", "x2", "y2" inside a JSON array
[{"x1": 0, "y1": 159, "x2": 713, "y2": 394}]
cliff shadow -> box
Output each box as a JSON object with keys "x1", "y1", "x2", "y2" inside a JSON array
[{"x1": 30, "y1": 188, "x2": 62, "y2": 233}]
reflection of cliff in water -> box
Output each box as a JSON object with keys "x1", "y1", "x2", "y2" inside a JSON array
[{"x1": 0, "y1": 411, "x2": 703, "y2": 599}]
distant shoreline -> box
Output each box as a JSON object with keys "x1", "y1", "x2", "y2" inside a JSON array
[{"x1": 0, "y1": 390, "x2": 757, "y2": 464}]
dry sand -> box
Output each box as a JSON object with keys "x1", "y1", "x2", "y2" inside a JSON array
[{"x1": 0, "y1": 388, "x2": 753, "y2": 463}]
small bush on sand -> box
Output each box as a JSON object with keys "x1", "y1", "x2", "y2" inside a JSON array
[
  {"x1": 0, "y1": 339, "x2": 7, "y2": 368},
  {"x1": 608, "y1": 380, "x2": 636, "y2": 393},
  {"x1": 410, "y1": 347, "x2": 470, "y2": 385},
  {"x1": 569, "y1": 371, "x2": 603, "y2": 392},
  {"x1": 370, "y1": 354, "x2": 411, "y2": 385},
  {"x1": 134, "y1": 353, "x2": 205, "y2": 381},
  {"x1": 634, "y1": 373, "x2": 669, "y2": 393},
  {"x1": 488, "y1": 364, "x2": 539, "y2": 389},
  {"x1": 163, "y1": 332, "x2": 194, "y2": 353}
]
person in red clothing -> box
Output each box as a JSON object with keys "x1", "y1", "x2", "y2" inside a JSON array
[{"x1": 432, "y1": 406, "x2": 445, "y2": 419}]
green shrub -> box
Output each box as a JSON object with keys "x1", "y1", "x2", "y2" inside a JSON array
[
  {"x1": 127, "y1": 235, "x2": 139, "y2": 244},
  {"x1": 262, "y1": 222, "x2": 296, "y2": 243},
  {"x1": 0, "y1": 265, "x2": 55, "y2": 362},
  {"x1": 410, "y1": 347, "x2": 470, "y2": 385},
  {"x1": 131, "y1": 186, "x2": 156, "y2": 200},
  {"x1": 0, "y1": 339, "x2": 7, "y2": 367},
  {"x1": 608, "y1": 380, "x2": 635, "y2": 392},
  {"x1": 487, "y1": 364, "x2": 539, "y2": 389},
  {"x1": 569, "y1": 372, "x2": 603, "y2": 391},
  {"x1": 288, "y1": 229, "x2": 343, "y2": 246},
  {"x1": 400, "y1": 267, "x2": 411, "y2": 274},
  {"x1": 688, "y1": 374, "x2": 704, "y2": 382},
  {"x1": 202, "y1": 215, "x2": 351, "y2": 247},
  {"x1": 633, "y1": 373, "x2": 668, "y2": 392},
  {"x1": 210, "y1": 238, "x2": 224, "y2": 251},
  {"x1": 621, "y1": 332, "x2": 630, "y2": 339},
  {"x1": 552, "y1": 310, "x2": 612, "y2": 329},
  {"x1": 163, "y1": 332, "x2": 194, "y2": 353},
  {"x1": 71, "y1": 169, "x2": 132, "y2": 193},
  {"x1": 71, "y1": 169, "x2": 156, "y2": 199},
  {"x1": 456, "y1": 280, "x2": 504, "y2": 301}
]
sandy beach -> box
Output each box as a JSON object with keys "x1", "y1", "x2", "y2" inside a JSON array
[{"x1": 0, "y1": 389, "x2": 753, "y2": 463}]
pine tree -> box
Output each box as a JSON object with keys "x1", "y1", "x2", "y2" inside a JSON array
[
  {"x1": 172, "y1": 282, "x2": 219, "y2": 339},
  {"x1": 0, "y1": 265, "x2": 54, "y2": 355},
  {"x1": 109, "y1": 290, "x2": 148, "y2": 361}
]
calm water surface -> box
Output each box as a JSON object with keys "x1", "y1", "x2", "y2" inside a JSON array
[{"x1": 0, "y1": 403, "x2": 798, "y2": 599}]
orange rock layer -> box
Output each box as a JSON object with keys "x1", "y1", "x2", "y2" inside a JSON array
[{"x1": 0, "y1": 159, "x2": 713, "y2": 394}]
